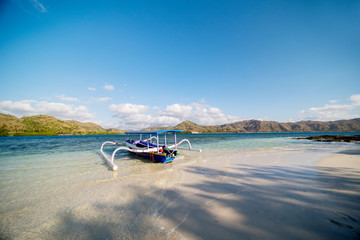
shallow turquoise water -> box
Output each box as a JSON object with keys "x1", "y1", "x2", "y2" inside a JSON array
[
  {"x1": 0, "y1": 132, "x2": 358, "y2": 199},
  {"x1": 0, "y1": 132, "x2": 359, "y2": 239},
  {"x1": 0, "y1": 132, "x2": 354, "y2": 184}
]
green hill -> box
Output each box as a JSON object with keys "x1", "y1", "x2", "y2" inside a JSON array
[
  {"x1": 2, "y1": 113, "x2": 359, "y2": 136},
  {"x1": 0, "y1": 113, "x2": 125, "y2": 136},
  {"x1": 143, "y1": 118, "x2": 360, "y2": 133}
]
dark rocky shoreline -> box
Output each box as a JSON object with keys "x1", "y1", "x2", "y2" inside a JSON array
[{"x1": 297, "y1": 135, "x2": 360, "y2": 143}]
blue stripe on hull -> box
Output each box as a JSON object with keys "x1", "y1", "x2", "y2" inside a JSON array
[{"x1": 131, "y1": 152, "x2": 176, "y2": 163}]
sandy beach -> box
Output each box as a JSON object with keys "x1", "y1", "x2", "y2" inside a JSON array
[
  {"x1": 152, "y1": 147, "x2": 360, "y2": 240},
  {"x1": 1, "y1": 143, "x2": 360, "y2": 240}
]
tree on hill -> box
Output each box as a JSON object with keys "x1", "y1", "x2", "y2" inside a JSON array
[{"x1": 0, "y1": 124, "x2": 9, "y2": 137}]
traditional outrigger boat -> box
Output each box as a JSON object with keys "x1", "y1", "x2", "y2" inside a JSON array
[{"x1": 100, "y1": 130, "x2": 201, "y2": 170}]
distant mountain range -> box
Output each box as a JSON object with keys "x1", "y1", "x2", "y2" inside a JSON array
[
  {"x1": 0, "y1": 113, "x2": 125, "y2": 136},
  {"x1": 1, "y1": 113, "x2": 360, "y2": 136},
  {"x1": 142, "y1": 118, "x2": 360, "y2": 133}
]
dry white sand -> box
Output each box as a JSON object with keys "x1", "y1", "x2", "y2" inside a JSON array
[
  {"x1": 153, "y1": 148, "x2": 360, "y2": 240},
  {"x1": 318, "y1": 148, "x2": 360, "y2": 169}
]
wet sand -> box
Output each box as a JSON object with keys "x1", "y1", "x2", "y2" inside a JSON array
[{"x1": 1, "y1": 146, "x2": 360, "y2": 239}]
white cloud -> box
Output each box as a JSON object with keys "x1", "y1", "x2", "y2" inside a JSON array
[
  {"x1": 32, "y1": 0, "x2": 47, "y2": 13},
  {"x1": 111, "y1": 113, "x2": 181, "y2": 130},
  {"x1": 299, "y1": 94, "x2": 360, "y2": 121},
  {"x1": 0, "y1": 100, "x2": 94, "y2": 121},
  {"x1": 0, "y1": 100, "x2": 36, "y2": 113},
  {"x1": 161, "y1": 102, "x2": 243, "y2": 126},
  {"x1": 350, "y1": 94, "x2": 360, "y2": 106},
  {"x1": 109, "y1": 103, "x2": 149, "y2": 114},
  {"x1": 88, "y1": 87, "x2": 96, "y2": 91},
  {"x1": 154, "y1": 116, "x2": 180, "y2": 125},
  {"x1": 57, "y1": 95, "x2": 80, "y2": 102},
  {"x1": 104, "y1": 84, "x2": 114, "y2": 91},
  {"x1": 15, "y1": 0, "x2": 48, "y2": 15},
  {"x1": 108, "y1": 101, "x2": 244, "y2": 130},
  {"x1": 162, "y1": 104, "x2": 193, "y2": 118},
  {"x1": 87, "y1": 97, "x2": 111, "y2": 104},
  {"x1": 96, "y1": 97, "x2": 111, "y2": 102}
]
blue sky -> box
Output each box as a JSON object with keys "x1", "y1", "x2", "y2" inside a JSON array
[{"x1": 1, "y1": 0, "x2": 359, "y2": 129}]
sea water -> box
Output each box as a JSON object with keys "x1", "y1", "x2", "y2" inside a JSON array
[{"x1": 0, "y1": 132, "x2": 359, "y2": 239}]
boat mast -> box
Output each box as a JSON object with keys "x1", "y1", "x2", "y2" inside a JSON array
[
  {"x1": 147, "y1": 134, "x2": 149, "y2": 149},
  {"x1": 156, "y1": 134, "x2": 159, "y2": 153},
  {"x1": 174, "y1": 132, "x2": 177, "y2": 149}
]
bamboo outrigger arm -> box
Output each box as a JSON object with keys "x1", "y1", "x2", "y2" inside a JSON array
[
  {"x1": 169, "y1": 139, "x2": 202, "y2": 152},
  {"x1": 100, "y1": 141, "x2": 127, "y2": 171},
  {"x1": 100, "y1": 141, "x2": 166, "y2": 170},
  {"x1": 142, "y1": 136, "x2": 157, "y2": 142}
]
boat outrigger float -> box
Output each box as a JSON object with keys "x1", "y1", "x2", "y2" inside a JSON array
[{"x1": 100, "y1": 130, "x2": 201, "y2": 170}]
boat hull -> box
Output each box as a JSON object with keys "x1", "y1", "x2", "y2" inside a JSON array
[
  {"x1": 125, "y1": 140, "x2": 177, "y2": 163},
  {"x1": 132, "y1": 151, "x2": 176, "y2": 163}
]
